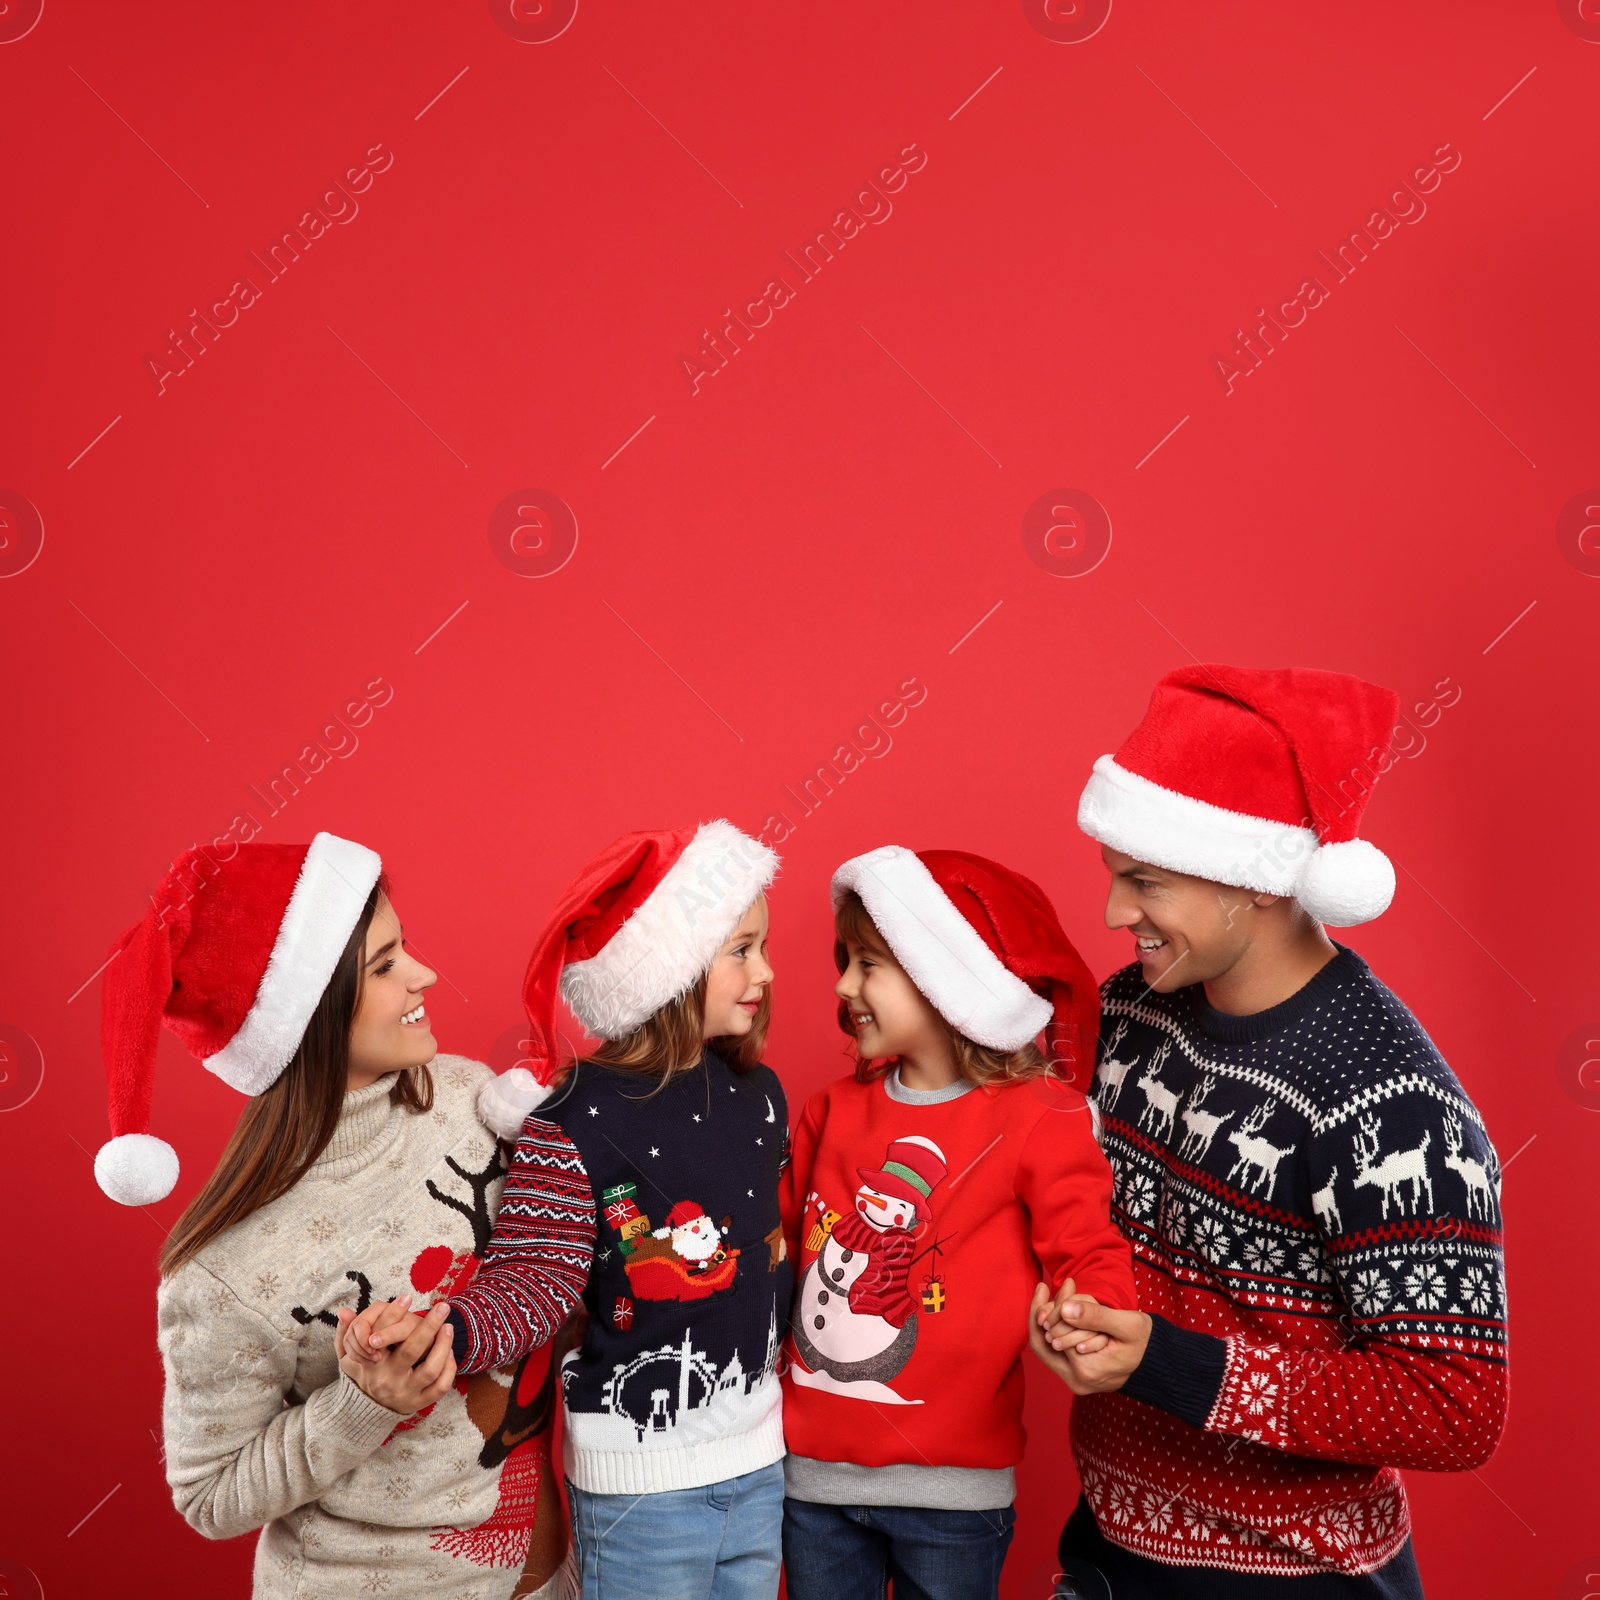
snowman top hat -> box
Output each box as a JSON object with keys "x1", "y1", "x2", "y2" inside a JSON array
[
  {"x1": 479, "y1": 820, "x2": 779, "y2": 1139},
  {"x1": 1077, "y1": 664, "x2": 1400, "y2": 926},
  {"x1": 95, "y1": 832, "x2": 383, "y2": 1206},
  {"x1": 857, "y1": 1134, "x2": 947, "y2": 1224},
  {"x1": 831, "y1": 846, "x2": 1100, "y2": 1086}
]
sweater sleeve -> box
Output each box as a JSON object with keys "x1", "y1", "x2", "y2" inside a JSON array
[
  {"x1": 445, "y1": 1116, "x2": 597, "y2": 1375},
  {"x1": 1015, "y1": 1089, "x2": 1138, "y2": 1310},
  {"x1": 1123, "y1": 1089, "x2": 1509, "y2": 1471},
  {"x1": 159, "y1": 1263, "x2": 399, "y2": 1540}
]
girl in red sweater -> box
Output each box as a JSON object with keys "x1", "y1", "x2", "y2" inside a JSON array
[{"x1": 780, "y1": 846, "x2": 1135, "y2": 1600}]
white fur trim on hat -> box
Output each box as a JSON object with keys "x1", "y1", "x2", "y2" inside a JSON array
[
  {"x1": 478, "y1": 1067, "x2": 553, "y2": 1140},
  {"x1": 95, "y1": 1132, "x2": 179, "y2": 1206},
  {"x1": 560, "y1": 820, "x2": 778, "y2": 1040},
  {"x1": 1078, "y1": 755, "x2": 1318, "y2": 895},
  {"x1": 205, "y1": 833, "x2": 384, "y2": 1094},
  {"x1": 1077, "y1": 756, "x2": 1394, "y2": 925},
  {"x1": 831, "y1": 846, "x2": 1051, "y2": 1052}
]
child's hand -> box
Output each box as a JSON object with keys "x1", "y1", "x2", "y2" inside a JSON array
[
  {"x1": 337, "y1": 1300, "x2": 456, "y2": 1416},
  {"x1": 1027, "y1": 1280, "x2": 1152, "y2": 1396},
  {"x1": 1035, "y1": 1278, "x2": 1111, "y2": 1356},
  {"x1": 337, "y1": 1293, "x2": 447, "y2": 1366}
]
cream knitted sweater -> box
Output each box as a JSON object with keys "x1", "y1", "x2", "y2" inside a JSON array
[{"x1": 158, "y1": 1056, "x2": 566, "y2": 1600}]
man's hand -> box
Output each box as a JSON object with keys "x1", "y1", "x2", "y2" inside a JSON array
[
  {"x1": 337, "y1": 1299, "x2": 456, "y2": 1415},
  {"x1": 1028, "y1": 1279, "x2": 1152, "y2": 1396}
]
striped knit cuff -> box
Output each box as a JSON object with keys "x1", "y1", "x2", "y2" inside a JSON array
[{"x1": 1118, "y1": 1312, "x2": 1227, "y2": 1430}]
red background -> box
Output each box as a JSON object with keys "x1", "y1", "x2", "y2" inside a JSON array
[{"x1": 3, "y1": 1, "x2": 1597, "y2": 1594}]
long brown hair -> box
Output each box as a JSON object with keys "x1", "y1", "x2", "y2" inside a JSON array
[
  {"x1": 588, "y1": 968, "x2": 770, "y2": 1088},
  {"x1": 160, "y1": 876, "x2": 434, "y2": 1277},
  {"x1": 834, "y1": 890, "x2": 1049, "y2": 1089}
]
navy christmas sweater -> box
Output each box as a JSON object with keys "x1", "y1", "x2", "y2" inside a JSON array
[
  {"x1": 446, "y1": 1052, "x2": 793, "y2": 1495},
  {"x1": 1068, "y1": 947, "x2": 1507, "y2": 1590}
]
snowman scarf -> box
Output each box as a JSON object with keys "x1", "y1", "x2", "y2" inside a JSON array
[{"x1": 829, "y1": 1210, "x2": 917, "y2": 1328}]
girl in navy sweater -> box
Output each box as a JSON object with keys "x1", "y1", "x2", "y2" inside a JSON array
[{"x1": 343, "y1": 822, "x2": 791, "y2": 1600}]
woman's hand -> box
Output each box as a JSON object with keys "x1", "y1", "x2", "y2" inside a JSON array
[
  {"x1": 337, "y1": 1294, "x2": 441, "y2": 1366},
  {"x1": 337, "y1": 1299, "x2": 456, "y2": 1415}
]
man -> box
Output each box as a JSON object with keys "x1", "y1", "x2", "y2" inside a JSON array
[{"x1": 1030, "y1": 665, "x2": 1506, "y2": 1599}]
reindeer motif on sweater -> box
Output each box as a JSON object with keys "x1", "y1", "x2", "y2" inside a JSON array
[{"x1": 1077, "y1": 952, "x2": 1508, "y2": 1580}]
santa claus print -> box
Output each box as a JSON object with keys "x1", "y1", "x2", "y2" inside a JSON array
[
  {"x1": 789, "y1": 1134, "x2": 947, "y2": 1406},
  {"x1": 623, "y1": 1198, "x2": 741, "y2": 1302},
  {"x1": 656, "y1": 1201, "x2": 725, "y2": 1269}
]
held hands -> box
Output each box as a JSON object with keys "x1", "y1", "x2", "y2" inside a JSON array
[
  {"x1": 337, "y1": 1293, "x2": 438, "y2": 1366},
  {"x1": 334, "y1": 1295, "x2": 456, "y2": 1415},
  {"x1": 1027, "y1": 1278, "x2": 1152, "y2": 1397}
]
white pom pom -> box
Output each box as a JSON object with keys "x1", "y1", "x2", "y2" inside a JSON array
[
  {"x1": 1296, "y1": 839, "x2": 1395, "y2": 927},
  {"x1": 477, "y1": 1067, "x2": 551, "y2": 1140},
  {"x1": 95, "y1": 1133, "x2": 179, "y2": 1206}
]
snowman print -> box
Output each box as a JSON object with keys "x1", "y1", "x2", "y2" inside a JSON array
[{"x1": 789, "y1": 1134, "x2": 946, "y2": 1406}]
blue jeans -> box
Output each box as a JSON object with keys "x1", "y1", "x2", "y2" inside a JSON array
[
  {"x1": 566, "y1": 1462, "x2": 784, "y2": 1600},
  {"x1": 782, "y1": 1497, "x2": 1016, "y2": 1600}
]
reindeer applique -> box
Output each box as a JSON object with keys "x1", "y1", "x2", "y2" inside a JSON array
[
  {"x1": 1094, "y1": 1019, "x2": 1140, "y2": 1112},
  {"x1": 1441, "y1": 1111, "x2": 1497, "y2": 1221},
  {"x1": 408, "y1": 1143, "x2": 574, "y2": 1596},
  {"x1": 1177, "y1": 1075, "x2": 1236, "y2": 1162},
  {"x1": 1350, "y1": 1115, "x2": 1434, "y2": 1220},
  {"x1": 1225, "y1": 1101, "x2": 1297, "y2": 1201},
  {"x1": 295, "y1": 1141, "x2": 572, "y2": 1596},
  {"x1": 1311, "y1": 1166, "x2": 1343, "y2": 1235},
  {"x1": 1134, "y1": 1041, "x2": 1182, "y2": 1141}
]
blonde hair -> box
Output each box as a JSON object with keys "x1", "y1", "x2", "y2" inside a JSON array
[
  {"x1": 587, "y1": 969, "x2": 770, "y2": 1088},
  {"x1": 834, "y1": 890, "x2": 1050, "y2": 1089}
]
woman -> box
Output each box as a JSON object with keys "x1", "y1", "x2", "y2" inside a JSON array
[{"x1": 94, "y1": 832, "x2": 567, "y2": 1599}]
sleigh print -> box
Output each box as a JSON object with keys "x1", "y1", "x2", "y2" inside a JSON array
[{"x1": 623, "y1": 1244, "x2": 740, "y2": 1302}]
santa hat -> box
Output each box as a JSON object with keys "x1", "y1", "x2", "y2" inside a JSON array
[
  {"x1": 665, "y1": 1200, "x2": 707, "y2": 1230},
  {"x1": 1077, "y1": 664, "x2": 1400, "y2": 926},
  {"x1": 478, "y1": 820, "x2": 779, "y2": 1139},
  {"x1": 857, "y1": 1134, "x2": 947, "y2": 1223},
  {"x1": 95, "y1": 832, "x2": 383, "y2": 1206},
  {"x1": 831, "y1": 846, "x2": 1099, "y2": 1085}
]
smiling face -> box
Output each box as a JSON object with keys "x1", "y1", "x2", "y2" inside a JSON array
[
  {"x1": 834, "y1": 918, "x2": 952, "y2": 1067},
  {"x1": 346, "y1": 893, "x2": 439, "y2": 1089},
  {"x1": 1100, "y1": 845, "x2": 1272, "y2": 993},
  {"x1": 672, "y1": 1214, "x2": 720, "y2": 1259},
  {"x1": 699, "y1": 896, "x2": 773, "y2": 1042},
  {"x1": 853, "y1": 1182, "x2": 918, "y2": 1233}
]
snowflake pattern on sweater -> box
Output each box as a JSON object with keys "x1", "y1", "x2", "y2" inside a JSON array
[{"x1": 1071, "y1": 948, "x2": 1508, "y2": 1580}]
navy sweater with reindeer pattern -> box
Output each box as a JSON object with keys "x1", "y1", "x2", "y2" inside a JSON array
[{"x1": 1067, "y1": 946, "x2": 1507, "y2": 1591}]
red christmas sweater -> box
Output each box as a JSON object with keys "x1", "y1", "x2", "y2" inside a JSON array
[{"x1": 779, "y1": 1068, "x2": 1135, "y2": 1471}]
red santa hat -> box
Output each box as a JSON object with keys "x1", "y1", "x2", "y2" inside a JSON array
[
  {"x1": 95, "y1": 832, "x2": 383, "y2": 1206},
  {"x1": 830, "y1": 846, "x2": 1100, "y2": 1086},
  {"x1": 665, "y1": 1199, "x2": 708, "y2": 1230},
  {"x1": 857, "y1": 1134, "x2": 947, "y2": 1224},
  {"x1": 478, "y1": 820, "x2": 779, "y2": 1138},
  {"x1": 1077, "y1": 664, "x2": 1400, "y2": 926}
]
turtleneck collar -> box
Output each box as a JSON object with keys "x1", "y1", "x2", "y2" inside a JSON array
[{"x1": 311, "y1": 1072, "x2": 408, "y2": 1178}]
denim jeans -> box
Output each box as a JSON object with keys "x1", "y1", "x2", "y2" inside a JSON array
[
  {"x1": 565, "y1": 1462, "x2": 784, "y2": 1600},
  {"x1": 782, "y1": 1497, "x2": 1016, "y2": 1600}
]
